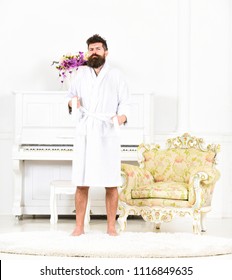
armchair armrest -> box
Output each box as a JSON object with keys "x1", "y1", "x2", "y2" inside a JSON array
[
  {"x1": 189, "y1": 166, "x2": 220, "y2": 186},
  {"x1": 188, "y1": 166, "x2": 220, "y2": 209},
  {"x1": 121, "y1": 163, "x2": 154, "y2": 190}
]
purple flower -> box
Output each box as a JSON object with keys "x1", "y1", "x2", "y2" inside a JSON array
[{"x1": 52, "y1": 51, "x2": 88, "y2": 82}]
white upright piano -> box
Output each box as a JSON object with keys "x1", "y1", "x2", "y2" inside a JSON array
[{"x1": 12, "y1": 91, "x2": 154, "y2": 218}]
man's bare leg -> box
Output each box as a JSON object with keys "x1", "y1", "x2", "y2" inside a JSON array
[
  {"x1": 71, "y1": 186, "x2": 89, "y2": 236},
  {"x1": 105, "y1": 187, "x2": 118, "y2": 236}
]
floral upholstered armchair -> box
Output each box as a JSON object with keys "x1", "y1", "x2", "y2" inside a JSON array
[{"x1": 118, "y1": 133, "x2": 220, "y2": 234}]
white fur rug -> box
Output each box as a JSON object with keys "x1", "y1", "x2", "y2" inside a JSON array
[{"x1": 0, "y1": 231, "x2": 232, "y2": 258}]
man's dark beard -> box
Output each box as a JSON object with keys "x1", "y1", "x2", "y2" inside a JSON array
[{"x1": 87, "y1": 54, "x2": 105, "y2": 68}]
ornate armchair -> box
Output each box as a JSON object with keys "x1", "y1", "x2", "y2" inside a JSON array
[{"x1": 118, "y1": 133, "x2": 220, "y2": 234}]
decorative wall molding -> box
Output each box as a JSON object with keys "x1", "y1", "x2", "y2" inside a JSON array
[
  {"x1": 229, "y1": 0, "x2": 232, "y2": 112},
  {"x1": 176, "y1": 0, "x2": 191, "y2": 132},
  {"x1": 0, "y1": 131, "x2": 13, "y2": 140}
]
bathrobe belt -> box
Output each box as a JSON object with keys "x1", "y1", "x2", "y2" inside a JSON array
[
  {"x1": 81, "y1": 107, "x2": 120, "y2": 133},
  {"x1": 71, "y1": 98, "x2": 120, "y2": 132}
]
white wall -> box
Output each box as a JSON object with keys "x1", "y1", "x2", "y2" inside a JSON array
[{"x1": 0, "y1": 0, "x2": 231, "y2": 217}]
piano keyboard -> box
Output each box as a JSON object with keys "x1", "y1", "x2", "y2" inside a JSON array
[
  {"x1": 20, "y1": 144, "x2": 137, "y2": 152},
  {"x1": 14, "y1": 144, "x2": 138, "y2": 161},
  {"x1": 21, "y1": 144, "x2": 74, "y2": 152}
]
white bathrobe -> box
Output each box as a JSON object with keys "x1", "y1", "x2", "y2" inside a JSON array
[{"x1": 66, "y1": 63, "x2": 130, "y2": 187}]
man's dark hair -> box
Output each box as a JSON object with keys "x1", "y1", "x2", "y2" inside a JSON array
[{"x1": 86, "y1": 34, "x2": 108, "y2": 51}]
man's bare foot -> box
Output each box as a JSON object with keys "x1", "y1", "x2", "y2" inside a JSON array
[
  {"x1": 107, "y1": 228, "x2": 118, "y2": 236},
  {"x1": 71, "y1": 227, "x2": 84, "y2": 236}
]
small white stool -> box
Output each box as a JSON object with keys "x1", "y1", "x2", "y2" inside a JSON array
[{"x1": 50, "y1": 180, "x2": 90, "y2": 225}]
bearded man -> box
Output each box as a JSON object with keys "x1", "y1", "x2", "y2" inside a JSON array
[{"x1": 66, "y1": 34, "x2": 130, "y2": 236}]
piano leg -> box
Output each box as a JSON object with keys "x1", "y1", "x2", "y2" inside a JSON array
[{"x1": 12, "y1": 160, "x2": 23, "y2": 218}]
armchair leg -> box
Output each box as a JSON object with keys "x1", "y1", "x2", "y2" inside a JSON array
[
  {"x1": 192, "y1": 210, "x2": 201, "y2": 234},
  {"x1": 154, "y1": 223, "x2": 161, "y2": 230},
  {"x1": 200, "y1": 212, "x2": 207, "y2": 232},
  {"x1": 118, "y1": 215, "x2": 128, "y2": 231},
  {"x1": 117, "y1": 207, "x2": 129, "y2": 232}
]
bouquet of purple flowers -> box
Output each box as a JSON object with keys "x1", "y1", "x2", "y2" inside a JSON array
[{"x1": 52, "y1": 52, "x2": 88, "y2": 82}]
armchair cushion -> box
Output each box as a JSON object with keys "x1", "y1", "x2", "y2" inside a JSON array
[{"x1": 131, "y1": 182, "x2": 188, "y2": 200}]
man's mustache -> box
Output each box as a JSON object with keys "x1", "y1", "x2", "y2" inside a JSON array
[{"x1": 90, "y1": 54, "x2": 100, "y2": 59}]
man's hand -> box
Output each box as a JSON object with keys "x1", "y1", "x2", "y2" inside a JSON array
[
  {"x1": 113, "y1": 115, "x2": 127, "y2": 125},
  {"x1": 68, "y1": 97, "x2": 81, "y2": 109}
]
